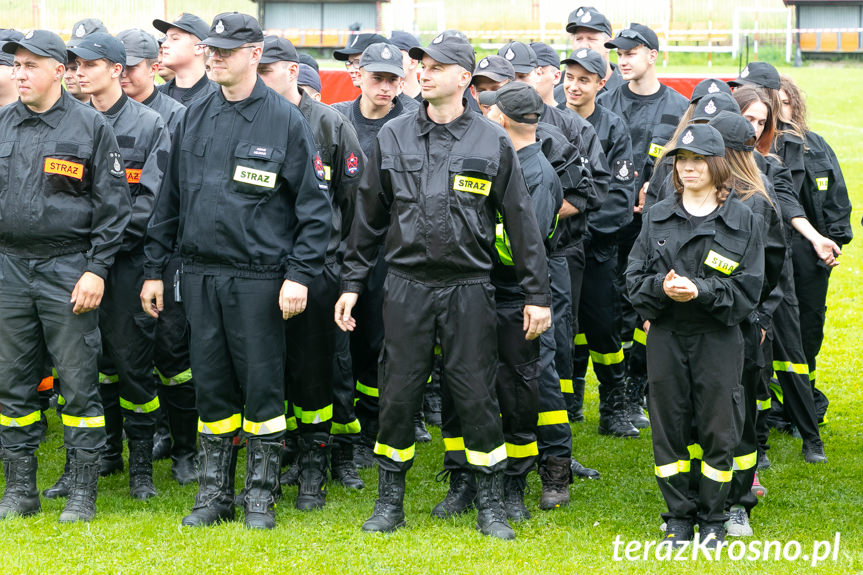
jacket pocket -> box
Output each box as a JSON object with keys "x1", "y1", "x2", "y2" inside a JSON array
[
  {"x1": 703, "y1": 230, "x2": 747, "y2": 276},
  {"x1": 0, "y1": 141, "x2": 12, "y2": 193},
  {"x1": 41, "y1": 141, "x2": 93, "y2": 196},
  {"x1": 381, "y1": 153, "x2": 423, "y2": 203},
  {"x1": 230, "y1": 141, "x2": 285, "y2": 198},
  {"x1": 448, "y1": 156, "x2": 498, "y2": 210},
  {"x1": 179, "y1": 135, "x2": 209, "y2": 189}
]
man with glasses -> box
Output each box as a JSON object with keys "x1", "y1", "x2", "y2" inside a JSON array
[
  {"x1": 153, "y1": 13, "x2": 217, "y2": 105},
  {"x1": 332, "y1": 33, "x2": 387, "y2": 92},
  {"x1": 141, "y1": 13, "x2": 331, "y2": 530}
]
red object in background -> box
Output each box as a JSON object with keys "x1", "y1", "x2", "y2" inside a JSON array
[{"x1": 317, "y1": 70, "x2": 736, "y2": 105}]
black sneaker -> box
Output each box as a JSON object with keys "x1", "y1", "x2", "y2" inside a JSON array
[
  {"x1": 698, "y1": 522, "x2": 725, "y2": 549},
  {"x1": 661, "y1": 518, "x2": 694, "y2": 547},
  {"x1": 598, "y1": 411, "x2": 639, "y2": 438},
  {"x1": 802, "y1": 440, "x2": 827, "y2": 464}
]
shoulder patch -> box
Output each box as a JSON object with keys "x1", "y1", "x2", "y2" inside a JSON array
[
  {"x1": 314, "y1": 153, "x2": 326, "y2": 180},
  {"x1": 614, "y1": 159, "x2": 633, "y2": 182},
  {"x1": 345, "y1": 152, "x2": 359, "y2": 177},
  {"x1": 108, "y1": 152, "x2": 125, "y2": 178}
]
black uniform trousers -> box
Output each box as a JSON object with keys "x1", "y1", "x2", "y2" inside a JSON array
[
  {"x1": 376, "y1": 273, "x2": 506, "y2": 474},
  {"x1": 647, "y1": 325, "x2": 744, "y2": 525},
  {"x1": 98, "y1": 250, "x2": 160, "y2": 441},
  {"x1": 537, "y1": 325, "x2": 572, "y2": 461},
  {"x1": 791, "y1": 233, "x2": 831, "y2": 420},
  {"x1": 182, "y1": 272, "x2": 286, "y2": 439},
  {"x1": 331, "y1": 328, "x2": 360, "y2": 445},
  {"x1": 572, "y1": 249, "x2": 628, "y2": 416},
  {"x1": 284, "y1": 257, "x2": 338, "y2": 440},
  {"x1": 0, "y1": 252, "x2": 105, "y2": 453},
  {"x1": 564, "y1": 243, "x2": 586, "y2": 407},
  {"x1": 549, "y1": 254, "x2": 573, "y2": 396},
  {"x1": 442, "y1": 302, "x2": 539, "y2": 477}
]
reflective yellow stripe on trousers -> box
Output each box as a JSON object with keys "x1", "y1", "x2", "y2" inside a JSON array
[
  {"x1": 701, "y1": 461, "x2": 733, "y2": 482},
  {"x1": 733, "y1": 452, "x2": 757, "y2": 471},
  {"x1": 243, "y1": 414, "x2": 287, "y2": 435},
  {"x1": 198, "y1": 413, "x2": 242, "y2": 434},
  {"x1": 443, "y1": 436, "x2": 466, "y2": 452},
  {"x1": 0, "y1": 411, "x2": 41, "y2": 427},
  {"x1": 589, "y1": 348, "x2": 625, "y2": 366},
  {"x1": 374, "y1": 441, "x2": 415, "y2": 463},
  {"x1": 505, "y1": 442, "x2": 538, "y2": 459},
  {"x1": 537, "y1": 410, "x2": 568, "y2": 426},
  {"x1": 655, "y1": 459, "x2": 691, "y2": 478},
  {"x1": 560, "y1": 378, "x2": 574, "y2": 393},
  {"x1": 465, "y1": 444, "x2": 507, "y2": 467},
  {"x1": 157, "y1": 368, "x2": 193, "y2": 386},
  {"x1": 119, "y1": 395, "x2": 160, "y2": 414},
  {"x1": 61, "y1": 414, "x2": 105, "y2": 428},
  {"x1": 355, "y1": 381, "x2": 379, "y2": 398},
  {"x1": 293, "y1": 404, "x2": 333, "y2": 425},
  {"x1": 773, "y1": 361, "x2": 809, "y2": 375},
  {"x1": 331, "y1": 419, "x2": 361, "y2": 435}
]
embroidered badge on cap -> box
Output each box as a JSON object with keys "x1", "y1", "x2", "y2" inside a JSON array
[
  {"x1": 505, "y1": 48, "x2": 515, "y2": 60},
  {"x1": 433, "y1": 34, "x2": 443, "y2": 44},
  {"x1": 454, "y1": 175, "x2": 490, "y2": 196},
  {"x1": 682, "y1": 130, "x2": 694, "y2": 145},
  {"x1": 381, "y1": 46, "x2": 392, "y2": 60},
  {"x1": 741, "y1": 66, "x2": 750, "y2": 78},
  {"x1": 704, "y1": 100, "x2": 717, "y2": 114},
  {"x1": 215, "y1": 20, "x2": 225, "y2": 34},
  {"x1": 581, "y1": 12, "x2": 592, "y2": 23},
  {"x1": 75, "y1": 24, "x2": 86, "y2": 37},
  {"x1": 708, "y1": 81, "x2": 720, "y2": 93},
  {"x1": 233, "y1": 165, "x2": 276, "y2": 188},
  {"x1": 351, "y1": 35, "x2": 360, "y2": 46},
  {"x1": 576, "y1": 8, "x2": 584, "y2": 17},
  {"x1": 346, "y1": 152, "x2": 359, "y2": 176},
  {"x1": 314, "y1": 153, "x2": 325, "y2": 179},
  {"x1": 24, "y1": 30, "x2": 34, "y2": 40},
  {"x1": 576, "y1": 49, "x2": 588, "y2": 58},
  {"x1": 108, "y1": 152, "x2": 124, "y2": 177},
  {"x1": 704, "y1": 250, "x2": 739, "y2": 275},
  {"x1": 479, "y1": 57, "x2": 489, "y2": 69}
]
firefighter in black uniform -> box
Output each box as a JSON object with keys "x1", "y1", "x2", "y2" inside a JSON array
[
  {"x1": 332, "y1": 33, "x2": 388, "y2": 91},
  {"x1": 141, "y1": 13, "x2": 331, "y2": 530},
  {"x1": 153, "y1": 13, "x2": 217, "y2": 105},
  {"x1": 0, "y1": 30, "x2": 131, "y2": 522},
  {"x1": 626, "y1": 124, "x2": 764, "y2": 547},
  {"x1": 335, "y1": 33, "x2": 551, "y2": 540},
  {"x1": 257, "y1": 34, "x2": 366, "y2": 500},
  {"x1": 0, "y1": 29, "x2": 23, "y2": 106}
]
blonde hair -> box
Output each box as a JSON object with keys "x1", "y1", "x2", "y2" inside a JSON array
[{"x1": 725, "y1": 147, "x2": 771, "y2": 205}]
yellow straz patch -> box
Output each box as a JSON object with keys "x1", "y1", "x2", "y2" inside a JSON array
[
  {"x1": 704, "y1": 250, "x2": 739, "y2": 275},
  {"x1": 125, "y1": 169, "x2": 142, "y2": 184},
  {"x1": 648, "y1": 143, "x2": 665, "y2": 158},
  {"x1": 453, "y1": 175, "x2": 490, "y2": 196},
  {"x1": 44, "y1": 158, "x2": 84, "y2": 180},
  {"x1": 233, "y1": 165, "x2": 277, "y2": 189},
  {"x1": 816, "y1": 177, "x2": 829, "y2": 191},
  {"x1": 324, "y1": 165, "x2": 331, "y2": 181}
]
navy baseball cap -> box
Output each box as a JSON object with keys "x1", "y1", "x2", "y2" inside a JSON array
[
  {"x1": 472, "y1": 55, "x2": 514, "y2": 83},
  {"x1": 260, "y1": 35, "x2": 299, "y2": 64},
  {"x1": 666, "y1": 124, "x2": 726, "y2": 157},
  {"x1": 116, "y1": 29, "x2": 158, "y2": 66},
  {"x1": 478, "y1": 82, "x2": 544, "y2": 124},
  {"x1": 389, "y1": 30, "x2": 420, "y2": 52},
  {"x1": 566, "y1": 6, "x2": 612, "y2": 36},
  {"x1": 333, "y1": 33, "x2": 387, "y2": 61},
  {"x1": 561, "y1": 48, "x2": 606, "y2": 77},
  {"x1": 409, "y1": 31, "x2": 475, "y2": 72},
  {"x1": 67, "y1": 18, "x2": 108, "y2": 47},
  {"x1": 3, "y1": 29, "x2": 68, "y2": 64},
  {"x1": 498, "y1": 41, "x2": 537, "y2": 74},
  {"x1": 0, "y1": 29, "x2": 24, "y2": 66},
  {"x1": 153, "y1": 12, "x2": 210, "y2": 41},
  {"x1": 67, "y1": 32, "x2": 127, "y2": 66},
  {"x1": 200, "y1": 12, "x2": 263, "y2": 50},
  {"x1": 708, "y1": 111, "x2": 756, "y2": 152},
  {"x1": 690, "y1": 78, "x2": 732, "y2": 104},
  {"x1": 298, "y1": 63, "x2": 321, "y2": 92},
  {"x1": 530, "y1": 42, "x2": 560, "y2": 68},
  {"x1": 728, "y1": 61, "x2": 780, "y2": 91},
  {"x1": 605, "y1": 24, "x2": 659, "y2": 51},
  {"x1": 298, "y1": 52, "x2": 319, "y2": 71},
  {"x1": 691, "y1": 92, "x2": 740, "y2": 122},
  {"x1": 360, "y1": 42, "x2": 404, "y2": 77}
]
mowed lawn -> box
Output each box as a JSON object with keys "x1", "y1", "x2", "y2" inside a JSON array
[{"x1": 1, "y1": 65, "x2": 862, "y2": 575}]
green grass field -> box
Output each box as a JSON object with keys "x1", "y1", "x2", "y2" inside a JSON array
[{"x1": 1, "y1": 65, "x2": 862, "y2": 574}]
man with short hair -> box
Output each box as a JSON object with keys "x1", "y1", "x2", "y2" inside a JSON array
[
  {"x1": 0, "y1": 30, "x2": 131, "y2": 523},
  {"x1": 335, "y1": 32, "x2": 552, "y2": 540},
  {"x1": 64, "y1": 18, "x2": 107, "y2": 103},
  {"x1": 0, "y1": 29, "x2": 23, "y2": 106},
  {"x1": 141, "y1": 13, "x2": 331, "y2": 530},
  {"x1": 257, "y1": 34, "x2": 366, "y2": 502},
  {"x1": 554, "y1": 6, "x2": 623, "y2": 104},
  {"x1": 156, "y1": 36, "x2": 174, "y2": 83},
  {"x1": 153, "y1": 13, "x2": 217, "y2": 104},
  {"x1": 297, "y1": 63, "x2": 321, "y2": 100},
  {"x1": 332, "y1": 33, "x2": 388, "y2": 91},
  {"x1": 389, "y1": 30, "x2": 422, "y2": 100}
]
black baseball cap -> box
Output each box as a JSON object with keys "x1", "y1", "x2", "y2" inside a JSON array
[
  {"x1": 728, "y1": 61, "x2": 780, "y2": 91},
  {"x1": 566, "y1": 6, "x2": 612, "y2": 36},
  {"x1": 605, "y1": 23, "x2": 659, "y2": 51},
  {"x1": 116, "y1": 29, "x2": 158, "y2": 66},
  {"x1": 409, "y1": 31, "x2": 475, "y2": 73},
  {"x1": 497, "y1": 41, "x2": 537, "y2": 74},
  {"x1": 153, "y1": 12, "x2": 210, "y2": 41},
  {"x1": 478, "y1": 82, "x2": 544, "y2": 124},
  {"x1": 333, "y1": 33, "x2": 387, "y2": 61},
  {"x1": 561, "y1": 47, "x2": 606, "y2": 78},
  {"x1": 67, "y1": 18, "x2": 108, "y2": 47},
  {"x1": 472, "y1": 55, "x2": 514, "y2": 84},
  {"x1": 298, "y1": 63, "x2": 321, "y2": 92},
  {"x1": 199, "y1": 13, "x2": 264, "y2": 50},
  {"x1": 530, "y1": 42, "x2": 559, "y2": 68},
  {"x1": 0, "y1": 29, "x2": 24, "y2": 66},
  {"x1": 708, "y1": 111, "x2": 756, "y2": 152},
  {"x1": 360, "y1": 42, "x2": 404, "y2": 77},
  {"x1": 389, "y1": 30, "x2": 420, "y2": 52},
  {"x1": 690, "y1": 78, "x2": 732, "y2": 104},
  {"x1": 298, "y1": 52, "x2": 319, "y2": 71},
  {"x1": 666, "y1": 124, "x2": 725, "y2": 157},
  {"x1": 3, "y1": 29, "x2": 68, "y2": 64},
  {"x1": 67, "y1": 32, "x2": 127, "y2": 66},
  {"x1": 691, "y1": 92, "x2": 740, "y2": 122},
  {"x1": 260, "y1": 35, "x2": 298, "y2": 64}
]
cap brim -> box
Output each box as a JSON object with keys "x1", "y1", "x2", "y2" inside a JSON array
[
  {"x1": 154, "y1": 20, "x2": 207, "y2": 41},
  {"x1": 362, "y1": 63, "x2": 404, "y2": 77},
  {"x1": 668, "y1": 143, "x2": 724, "y2": 157},
  {"x1": 200, "y1": 37, "x2": 246, "y2": 49},
  {"x1": 604, "y1": 37, "x2": 641, "y2": 51},
  {"x1": 511, "y1": 64, "x2": 535, "y2": 74},
  {"x1": 3, "y1": 40, "x2": 53, "y2": 59},
  {"x1": 67, "y1": 46, "x2": 105, "y2": 62},
  {"x1": 333, "y1": 48, "x2": 362, "y2": 61},
  {"x1": 125, "y1": 54, "x2": 147, "y2": 66},
  {"x1": 409, "y1": 46, "x2": 457, "y2": 66},
  {"x1": 565, "y1": 22, "x2": 609, "y2": 35},
  {"x1": 560, "y1": 59, "x2": 604, "y2": 77},
  {"x1": 259, "y1": 53, "x2": 297, "y2": 64},
  {"x1": 471, "y1": 71, "x2": 510, "y2": 84},
  {"x1": 726, "y1": 78, "x2": 748, "y2": 88},
  {"x1": 477, "y1": 90, "x2": 498, "y2": 107}
]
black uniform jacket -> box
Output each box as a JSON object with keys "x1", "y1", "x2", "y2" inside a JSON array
[
  {"x1": 801, "y1": 131, "x2": 853, "y2": 246},
  {"x1": 0, "y1": 91, "x2": 132, "y2": 279},
  {"x1": 342, "y1": 102, "x2": 551, "y2": 306},
  {"x1": 144, "y1": 78, "x2": 331, "y2": 284},
  {"x1": 626, "y1": 195, "x2": 764, "y2": 335}
]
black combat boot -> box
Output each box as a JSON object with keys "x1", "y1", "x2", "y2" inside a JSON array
[
  {"x1": 296, "y1": 434, "x2": 329, "y2": 511},
  {"x1": 59, "y1": 449, "x2": 100, "y2": 523},
  {"x1": 475, "y1": 471, "x2": 515, "y2": 540},
  {"x1": 502, "y1": 473, "x2": 530, "y2": 522},
  {"x1": 243, "y1": 438, "x2": 283, "y2": 529},
  {"x1": 168, "y1": 407, "x2": 198, "y2": 485},
  {"x1": 625, "y1": 376, "x2": 650, "y2": 429},
  {"x1": 361, "y1": 468, "x2": 406, "y2": 532},
  {"x1": 100, "y1": 395, "x2": 124, "y2": 476},
  {"x1": 181, "y1": 435, "x2": 236, "y2": 527},
  {"x1": 414, "y1": 411, "x2": 431, "y2": 443},
  {"x1": 570, "y1": 457, "x2": 601, "y2": 479},
  {"x1": 597, "y1": 384, "x2": 639, "y2": 438},
  {"x1": 43, "y1": 448, "x2": 72, "y2": 499},
  {"x1": 431, "y1": 469, "x2": 477, "y2": 518},
  {"x1": 538, "y1": 455, "x2": 571, "y2": 510},
  {"x1": 278, "y1": 433, "x2": 300, "y2": 486},
  {"x1": 128, "y1": 440, "x2": 157, "y2": 500},
  {"x1": 330, "y1": 442, "x2": 364, "y2": 489},
  {"x1": 0, "y1": 453, "x2": 41, "y2": 519},
  {"x1": 152, "y1": 410, "x2": 172, "y2": 461}
]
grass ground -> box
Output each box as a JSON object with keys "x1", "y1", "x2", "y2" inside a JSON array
[{"x1": 1, "y1": 66, "x2": 862, "y2": 574}]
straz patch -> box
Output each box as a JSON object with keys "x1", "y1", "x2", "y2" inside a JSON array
[
  {"x1": 816, "y1": 177, "x2": 829, "y2": 191},
  {"x1": 323, "y1": 165, "x2": 331, "y2": 181},
  {"x1": 44, "y1": 158, "x2": 84, "y2": 180},
  {"x1": 704, "y1": 250, "x2": 739, "y2": 275},
  {"x1": 453, "y1": 175, "x2": 490, "y2": 196},
  {"x1": 233, "y1": 165, "x2": 277, "y2": 189},
  {"x1": 345, "y1": 152, "x2": 359, "y2": 177},
  {"x1": 125, "y1": 169, "x2": 142, "y2": 184},
  {"x1": 648, "y1": 143, "x2": 665, "y2": 158}
]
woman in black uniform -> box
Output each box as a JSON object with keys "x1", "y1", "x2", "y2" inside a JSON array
[{"x1": 626, "y1": 124, "x2": 764, "y2": 547}]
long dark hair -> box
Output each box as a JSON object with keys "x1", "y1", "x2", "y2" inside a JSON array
[
  {"x1": 672, "y1": 154, "x2": 732, "y2": 203},
  {"x1": 733, "y1": 86, "x2": 775, "y2": 156}
]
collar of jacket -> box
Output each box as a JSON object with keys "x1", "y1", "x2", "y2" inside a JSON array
[
  {"x1": 94, "y1": 91, "x2": 128, "y2": 117},
  {"x1": 517, "y1": 139, "x2": 543, "y2": 163},
  {"x1": 650, "y1": 194, "x2": 745, "y2": 231},
  {"x1": 12, "y1": 89, "x2": 70, "y2": 128},
  {"x1": 211, "y1": 75, "x2": 268, "y2": 121},
  {"x1": 415, "y1": 98, "x2": 472, "y2": 139}
]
